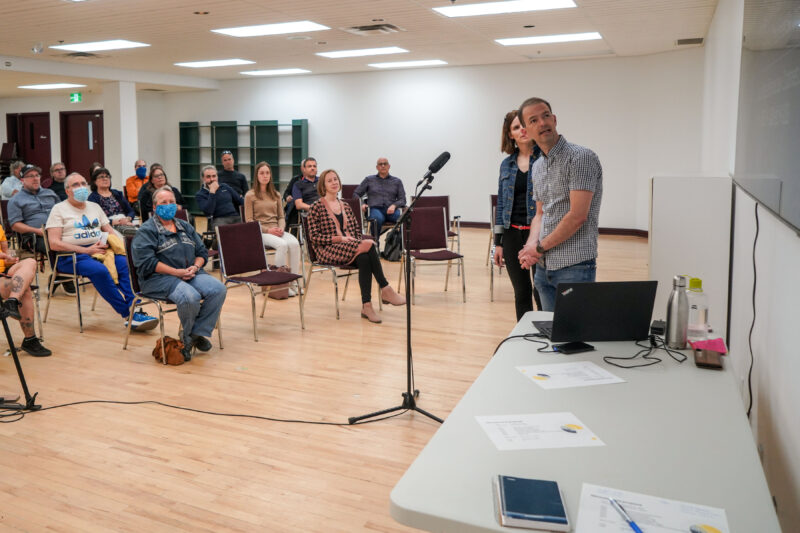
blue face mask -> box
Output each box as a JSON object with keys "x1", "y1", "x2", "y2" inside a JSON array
[
  {"x1": 73, "y1": 186, "x2": 90, "y2": 202},
  {"x1": 136, "y1": 166, "x2": 147, "y2": 178},
  {"x1": 155, "y1": 203, "x2": 178, "y2": 221}
]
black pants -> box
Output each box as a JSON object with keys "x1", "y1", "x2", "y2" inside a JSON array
[
  {"x1": 502, "y1": 227, "x2": 542, "y2": 321},
  {"x1": 350, "y1": 246, "x2": 388, "y2": 303}
]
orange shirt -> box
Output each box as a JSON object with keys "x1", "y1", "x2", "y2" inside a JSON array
[
  {"x1": 125, "y1": 174, "x2": 149, "y2": 203},
  {"x1": 0, "y1": 225, "x2": 6, "y2": 272}
]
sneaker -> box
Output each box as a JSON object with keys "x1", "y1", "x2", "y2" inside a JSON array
[
  {"x1": 2, "y1": 298, "x2": 21, "y2": 320},
  {"x1": 62, "y1": 281, "x2": 77, "y2": 296},
  {"x1": 192, "y1": 335, "x2": 212, "y2": 352},
  {"x1": 288, "y1": 288, "x2": 297, "y2": 297},
  {"x1": 125, "y1": 312, "x2": 159, "y2": 332},
  {"x1": 20, "y1": 337, "x2": 52, "y2": 357}
]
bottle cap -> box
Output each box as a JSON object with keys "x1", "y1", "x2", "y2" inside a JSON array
[
  {"x1": 689, "y1": 277, "x2": 703, "y2": 290},
  {"x1": 673, "y1": 275, "x2": 686, "y2": 287}
]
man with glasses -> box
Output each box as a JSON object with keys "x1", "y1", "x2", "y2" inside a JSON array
[
  {"x1": 2, "y1": 160, "x2": 25, "y2": 200},
  {"x1": 124, "y1": 159, "x2": 149, "y2": 211},
  {"x1": 218, "y1": 150, "x2": 248, "y2": 201},
  {"x1": 46, "y1": 162, "x2": 68, "y2": 200},
  {"x1": 354, "y1": 157, "x2": 406, "y2": 240}
]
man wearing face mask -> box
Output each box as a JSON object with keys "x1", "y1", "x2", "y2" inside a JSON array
[
  {"x1": 132, "y1": 186, "x2": 227, "y2": 361},
  {"x1": 125, "y1": 159, "x2": 149, "y2": 211},
  {"x1": 46, "y1": 173, "x2": 158, "y2": 331}
]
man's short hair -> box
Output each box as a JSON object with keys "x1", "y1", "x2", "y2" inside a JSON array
[
  {"x1": 152, "y1": 185, "x2": 175, "y2": 205},
  {"x1": 201, "y1": 165, "x2": 216, "y2": 178},
  {"x1": 65, "y1": 172, "x2": 85, "y2": 188},
  {"x1": 50, "y1": 162, "x2": 66, "y2": 173},
  {"x1": 302, "y1": 157, "x2": 317, "y2": 168},
  {"x1": 10, "y1": 161, "x2": 24, "y2": 172},
  {"x1": 517, "y1": 97, "x2": 553, "y2": 124}
]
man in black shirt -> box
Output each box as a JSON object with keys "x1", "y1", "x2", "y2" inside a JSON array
[{"x1": 217, "y1": 150, "x2": 248, "y2": 201}]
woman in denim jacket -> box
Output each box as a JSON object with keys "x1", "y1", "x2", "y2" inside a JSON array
[{"x1": 493, "y1": 111, "x2": 542, "y2": 320}]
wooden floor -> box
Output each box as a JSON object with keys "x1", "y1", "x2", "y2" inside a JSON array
[{"x1": 0, "y1": 229, "x2": 648, "y2": 532}]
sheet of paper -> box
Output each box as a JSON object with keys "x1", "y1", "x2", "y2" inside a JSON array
[
  {"x1": 516, "y1": 361, "x2": 625, "y2": 390},
  {"x1": 575, "y1": 483, "x2": 730, "y2": 533},
  {"x1": 475, "y1": 412, "x2": 605, "y2": 451}
]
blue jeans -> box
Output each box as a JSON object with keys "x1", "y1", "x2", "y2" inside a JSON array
[
  {"x1": 533, "y1": 259, "x2": 596, "y2": 311},
  {"x1": 167, "y1": 273, "x2": 227, "y2": 345},
  {"x1": 369, "y1": 207, "x2": 401, "y2": 239},
  {"x1": 56, "y1": 253, "x2": 136, "y2": 318}
]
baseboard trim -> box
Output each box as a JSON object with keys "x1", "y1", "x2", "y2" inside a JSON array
[{"x1": 460, "y1": 221, "x2": 647, "y2": 238}]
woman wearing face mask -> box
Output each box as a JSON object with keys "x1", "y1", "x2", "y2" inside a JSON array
[
  {"x1": 244, "y1": 162, "x2": 302, "y2": 283},
  {"x1": 306, "y1": 169, "x2": 405, "y2": 323},
  {"x1": 131, "y1": 186, "x2": 227, "y2": 362},
  {"x1": 88, "y1": 167, "x2": 137, "y2": 235},
  {"x1": 494, "y1": 111, "x2": 543, "y2": 321},
  {"x1": 137, "y1": 164, "x2": 187, "y2": 221}
]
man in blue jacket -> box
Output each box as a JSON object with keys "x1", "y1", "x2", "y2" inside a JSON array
[{"x1": 195, "y1": 165, "x2": 242, "y2": 231}]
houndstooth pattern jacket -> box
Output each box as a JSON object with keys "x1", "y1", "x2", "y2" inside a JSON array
[{"x1": 307, "y1": 199, "x2": 361, "y2": 265}]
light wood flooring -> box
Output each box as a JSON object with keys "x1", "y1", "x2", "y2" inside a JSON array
[{"x1": 0, "y1": 229, "x2": 648, "y2": 532}]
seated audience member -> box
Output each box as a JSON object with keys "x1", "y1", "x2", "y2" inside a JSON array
[
  {"x1": 307, "y1": 169, "x2": 405, "y2": 323},
  {"x1": 354, "y1": 157, "x2": 406, "y2": 240},
  {"x1": 47, "y1": 162, "x2": 68, "y2": 200},
  {"x1": 196, "y1": 165, "x2": 241, "y2": 231},
  {"x1": 8, "y1": 164, "x2": 61, "y2": 256},
  {"x1": 132, "y1": 187, "x2": 226, "y2": 361},
  {"x1": 125, "y1": 159, "x2": 149, "y2": 210},
  {"x1": 290, "y1": 157, "x2": 319, "y2": 215},
  {"x1": 89, "y1": 168, "x2": 137, "y2": 235},
  {"x1": 137, "y1": 165, "x2": 187, "y2": 222},
  {"x1": 244, "y1": 162, "x2": 302, "y2": 285},
  {"x1": 2, "y1": 161, "x2": 24, "y2": 200},
  {"x1": 45, "y1": 173, "x2": 158, "y2": 332},
  {"x1": 218, "y1": 150, "x2": 248, "y2": 201},
  {"x1": 0, "y1": 227, "x2": 51, "y2": 357}
]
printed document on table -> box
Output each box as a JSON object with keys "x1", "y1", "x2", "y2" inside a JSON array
[
  {"x1": 475, "y1": 412, "x2": 605, "y2": 451},
  {"x1": 575, "y1": 483, "x2": 730, "y2": 533},
  {"x1": 516, "y1": 361, "x2": 625, "y2": 390}
]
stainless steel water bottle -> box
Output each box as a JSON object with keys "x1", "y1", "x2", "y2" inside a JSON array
[{"x1": 665, "y1": 275, "x2": 689, "y2": 349}]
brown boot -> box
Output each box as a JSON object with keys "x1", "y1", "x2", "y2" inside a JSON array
[
  {"x1": 381, "y1": 285, "x2": 406, "y2": 306},
  {"x1": 361, "y1": 302, "x2": 382, "y2": 323}
]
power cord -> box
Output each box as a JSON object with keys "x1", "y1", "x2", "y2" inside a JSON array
[
  {"x1": 0, "y1": 399, "x2": 410, "y2": 426},
  {"x1": 603, "y1": 335, "x2": 687, "y2": 369},
  {"x1": 492, "y1": 333, "x2": 553, "y2": 355},
  {"x1": 746, "y1": 203, "x2": 759, "y2": 418}
]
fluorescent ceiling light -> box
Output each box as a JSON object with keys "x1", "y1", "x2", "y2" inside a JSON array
[
  {"x1": 49, "y1": 39, "x2": 149, "y2": 52},
  {"x1": 175, "y1": 59, "x2": 255, "y2": 68},
  {"x1": 496, "y1": 31, "x2": 602, "y2": 46},
  {"x1": 317, "y1": 47, "x2": 408, "y2": 59},
  {"x1": 18, "y1": 83, "x2": 87, "y2": 90},
  {"x1": 241, "y1": 68, "x2": 311, "y2": 76},
  {"x1": 212, "y1": 21, "x2": 329, "y2": 37},
  {"x1": 368, "y1": 59, "x2": 448, "y2": 69},
  {"x1": 434, "y1": 0, "x2": 575, "y2": 18}
]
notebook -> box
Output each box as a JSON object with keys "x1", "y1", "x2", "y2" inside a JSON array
[{"x1": 533, "y1": 281, "x2": 658, "y2": 342}]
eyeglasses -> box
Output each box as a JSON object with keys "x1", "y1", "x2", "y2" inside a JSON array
[
  {"x1": 377, "y1": 162, "x2": 389, "y2": 166},
  {"x1": 52, "y1": 167, "x2": 66, "y2": 172}
]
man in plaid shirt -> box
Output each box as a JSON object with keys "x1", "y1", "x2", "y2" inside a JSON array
[{"x1": 517, "y1": 97, "x2": 603, "y2": 311}]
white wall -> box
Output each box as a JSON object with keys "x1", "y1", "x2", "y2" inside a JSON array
[{"x1": 138, "y1": 49, "x2": 704, "y2": 229}]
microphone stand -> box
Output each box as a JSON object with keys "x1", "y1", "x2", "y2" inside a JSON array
[
  {"x1": 348, "y1": 171, "x2": 443, "y2": 425},
  {"x1": 0, "y1": 297, "x2": 41, "y2": 411}
]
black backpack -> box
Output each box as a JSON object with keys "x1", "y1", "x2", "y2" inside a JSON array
[{"x1": 381, "y1": 228, "x2": 403, "y2": 262}]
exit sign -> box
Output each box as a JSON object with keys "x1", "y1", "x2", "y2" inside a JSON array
[{"x1": 69, "y1": 92, "x2": 82, "y2": 103}]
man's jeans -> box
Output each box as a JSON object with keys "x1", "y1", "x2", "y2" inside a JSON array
[
  {"x1": 368, "y1": 207, "x2": 401, "y2": 239},
  {"x1": 167, "y1": 273, "x2": 227, "y2": 346},
  {"x1": 533, "y1": 259, "x2": 596, "y2": 311}
]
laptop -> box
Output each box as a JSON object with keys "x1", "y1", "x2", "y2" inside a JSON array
[{"x1": 533, "y1": 281, "x2": 658, "y2": 342}]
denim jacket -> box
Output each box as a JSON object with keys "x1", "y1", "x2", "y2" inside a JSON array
[{"x1": 494, "y1": 149, "x2": 539, "y2": 245}]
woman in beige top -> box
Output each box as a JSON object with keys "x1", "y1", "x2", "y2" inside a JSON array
[{"x1": 244, "y1": 161, "x2": 302, "y2": 278}]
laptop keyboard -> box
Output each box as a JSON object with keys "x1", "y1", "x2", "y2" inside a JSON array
[{"x1": 532, "y1": 320, "x2": 553, "y2": 338}]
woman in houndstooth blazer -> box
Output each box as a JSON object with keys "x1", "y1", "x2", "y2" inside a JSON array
[{"x1": 307, "y1": 169, "x2": 405, "y2": 323}]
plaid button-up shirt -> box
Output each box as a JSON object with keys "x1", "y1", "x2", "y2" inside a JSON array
[{"x1": 353, "y1": 174, "x2": 406, "y2": 209}]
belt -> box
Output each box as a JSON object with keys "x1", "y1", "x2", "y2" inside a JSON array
[{"x1": 510, "y1": 224, "x2": 531, "y2": 230}]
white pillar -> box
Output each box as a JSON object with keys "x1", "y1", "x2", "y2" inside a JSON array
[{"x1": 102, "y1": 81, "x2": 138, "y2": 189}]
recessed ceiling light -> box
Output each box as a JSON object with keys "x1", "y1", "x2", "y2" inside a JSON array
[
  {"x1": 49, "y1": 39, "x2": 149, "y2": 52},
  {"x1": 496, "y1": 31, "x2": 602, "y2": 46},
  {"x1": 317, "y1": 47, "x2": 408, "y2": 59},
  {"x1": 368, "y1": 59, "x2": 448, "y2": 69},
  {"x1": 18, "y1": 83, "x2": 87, "y2": 90},
  {"x1": 175, "y1": 59, "x2": 255, "y2": 68},
  {"x1": 434, "y1": 0, "x2": 575, "y2": 18},
  {"x1": 241, "y1": 68, "x2": 311, "y2": 76},
  {"x1": 212, "y1": 21, "x2": 329, "y2": 37}
]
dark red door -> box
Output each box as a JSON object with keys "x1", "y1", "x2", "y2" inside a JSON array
[
  {"x1": 60, "y1": 110, "x2": 104, "y2": 179},
  {"x1": 18, "y1": 113, "x2": 52, "y2": 184}
]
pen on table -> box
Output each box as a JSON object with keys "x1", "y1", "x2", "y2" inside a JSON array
[{"x1": 608, "y1": 497, "x2": 644, "y2": 533}]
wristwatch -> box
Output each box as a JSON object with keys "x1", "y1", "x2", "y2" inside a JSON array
[{"x1": 536, "y1": 243, "x2": 546, "y2": 254}]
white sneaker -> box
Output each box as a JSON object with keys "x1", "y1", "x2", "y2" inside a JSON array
[{"x1": 288, "y1": 288, "x2": 297, "y2": 297}]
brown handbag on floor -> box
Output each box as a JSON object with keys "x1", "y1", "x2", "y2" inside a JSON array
[
  {"x1": 266, "y1": 264, "x2": 292, "y2": 300},
  {"x1": 152, "y1": 336, "x2": 185, "y2": 365}
]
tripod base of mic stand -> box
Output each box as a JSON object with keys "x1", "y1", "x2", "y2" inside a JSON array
[
  {"x1": 0, "y1": 391, "x2": 41, "y2": 411},
  {"x1": 348, "y1": 390, "x2": 443, "y2": 425}
]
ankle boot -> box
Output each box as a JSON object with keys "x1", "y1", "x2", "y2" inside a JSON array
[
  {"x1": 361, "y1": 302, "x2": 382, "y2": 323},
  {"x1": 381, "y1": 285, "x2": 406, "y2": 306}
]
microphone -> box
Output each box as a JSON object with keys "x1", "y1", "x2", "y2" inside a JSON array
[{"x1": 417, "y1": 151, "x2": 451, "y2": 186}]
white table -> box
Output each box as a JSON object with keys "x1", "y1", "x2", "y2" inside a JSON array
[{"x1": 390, "y1": 312, "x2": 780, "y2": 532}]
